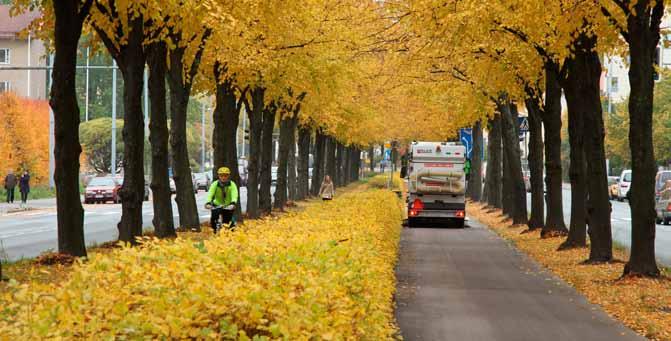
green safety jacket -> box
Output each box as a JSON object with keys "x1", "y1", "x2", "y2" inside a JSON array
[{"x1": 206, "y1": 180, "x2": 239, "y2": 207}]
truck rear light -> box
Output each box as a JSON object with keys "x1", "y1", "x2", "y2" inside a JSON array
[
  {"x1": 412, "y1": 199, "x2": 424, "y2": 210},
  {"x1": 455, "y1": 210, "x2": 465, "y2": 218}
]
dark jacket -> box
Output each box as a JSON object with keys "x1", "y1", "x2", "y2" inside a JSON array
[
  {"x1": 19, "y1": 174, "x2": 30, "y2": 193},
  {"x1": 4, "y1": 174, "x2": 17, "y2": 189}
]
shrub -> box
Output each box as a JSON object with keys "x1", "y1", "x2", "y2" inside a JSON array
[{"x1": 0, "y1": 189, "x2": 403, "y2": 339}]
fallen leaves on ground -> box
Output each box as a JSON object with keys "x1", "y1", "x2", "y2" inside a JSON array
[
  {"x1": 0, "y1": 186, "x2": 403, "y2": 339},
  {"x1": 468, "y1": 201, "x2": 671, "y2": 341}
]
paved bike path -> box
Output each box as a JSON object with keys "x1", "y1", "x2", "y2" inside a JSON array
[{"x1": 395, "y1": 220, "x2": 643, "y2": 341}]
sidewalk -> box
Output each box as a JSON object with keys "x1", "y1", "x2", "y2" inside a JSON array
[
  {"x1": 0, "y1": 197, "x2": 57, "y2": 215},
  {"x1": 395, "y1": 220, "x2": 642, "y2": 341}
]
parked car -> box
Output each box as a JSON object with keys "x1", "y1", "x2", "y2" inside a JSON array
[
  {"x1": 655, "y1": 180, "x2": 671, "y2": 225},
  {"x1": 607, "y1": 176, "x2": 619, "y2": 200},
  {"x1": 193, "y1": 172, "x2": 211, "y2": 191},
  {"x1": 655, "y1": 170, "x2": 671, "y2": 201},
  {"x1": 84, "y1": 176, "x2": 121, "y2": 204},
  {"x1": 617, "y1": 170, "x2": 632, "y2": 201}
]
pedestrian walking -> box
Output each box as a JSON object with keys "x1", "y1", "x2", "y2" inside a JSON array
[
  {"x1": 19, "y1": 170, "x2": 30, "y2": 206},
  {"x1": 4, "y1": 170, "x2": 17, "y2": 203},
  {"x1": 319, "y1": 175, "x2": 335, "y2": 201}
]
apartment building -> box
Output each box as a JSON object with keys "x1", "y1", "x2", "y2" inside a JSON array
[{"x1": 0, "y1": 5, "x2": 47, "y2": 100}]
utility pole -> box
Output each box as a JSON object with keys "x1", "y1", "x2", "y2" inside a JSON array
[
  {"x1": 201, "y1": 101, "x2": 206, "y2": 173},
  {"x1": 85, "y1": 47, "x2": 89, "y2": 121},
  {"x1": 111, "y1": 60, "x2": 117, "y2": 176},
  {"x1": 48, "y1": 54, "x2": 54, "y2": 188}
]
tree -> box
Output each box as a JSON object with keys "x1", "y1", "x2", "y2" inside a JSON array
[
  {"x1": 602, "y1": 0, "x2": 665, "y2": 277},
  {"x1": 79, "y1": 117, "x2": 124, "y2": 174},
  {"x1": 524, "y1": 88, "x2": 544, "y2": 231},
  {"x1": 49, "y1": 0, "x2": 93, "y2": 257}
]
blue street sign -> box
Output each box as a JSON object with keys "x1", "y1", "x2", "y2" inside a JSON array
[
  {"x1": 384, "y1": 149, "x2": 391, "y2": 161},
  {"x1": 459, "y1": 128, "x2": 473, "y2": 159}
]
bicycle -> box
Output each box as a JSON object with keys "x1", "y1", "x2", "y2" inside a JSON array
[{"x1": 205, "y1": 202, "x2": 236, "y2": 233}]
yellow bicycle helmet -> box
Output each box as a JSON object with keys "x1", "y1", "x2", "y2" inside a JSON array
[{"x1": 217, "y1": 167, "x2": 231, "y2": 175}]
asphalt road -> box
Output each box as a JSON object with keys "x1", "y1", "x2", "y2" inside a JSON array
[
  {"x1": 0, "y1": 188, "x2": 248, "y2": 261},
  {"x1": 527, "y1": 187, "x2": 671, "y2": 267},
  {"x1": 395, "y1": 220, "x2": 643, "y2": 341}
]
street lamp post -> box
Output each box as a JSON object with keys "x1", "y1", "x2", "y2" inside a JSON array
[{"x1": 111, "y1": 60, "x2": 117, "y2": 176}]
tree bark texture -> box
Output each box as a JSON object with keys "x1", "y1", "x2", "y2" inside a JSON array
[
  {"x1": 541, "y1": 62, "x2": 568, "y2": 236},
  {"x1": 501, "y1": 134, "x2": 513, "y2": 216},
  {"x1": 485, "y1": 116, "x2": 502, "y2": 209},
  {"x1": 51, "y1": 0, "x2": 91, "y2": 256},
  {"x1": 213, "y1": 65, "x2": 244, "y2": 222},
  {"x1": 146, "y1": 41, "x2": 175, "y2": 238},
  {"x1": 622, "y1": 1, "x2": 663, "y2": 276},
  {"x1": 368, "y1": 146, "x2": 375, "y2": 172},
  {"x1": 287, "y1": 116, "x2": 298, "y2": 201},
  {"x1": 95, "y1": 15, "x2": 146, "y2": 244},
  {"x1": 470, "y1": 121, "x2": 483, "y2": 202},
  {"x1": 335, "y1": 142, "x2": 345, "y2": 187},
  {"x1": 167, "y1": 46, "x2": 201, "y2": 230},
  {"x1": 311, "y1": 130, "x2": 326, "y2": 196},
  {"x1": 259, "y1": 102, "x2": 277, "y2": 214},
  {"x1": 560, "y1": 69, "x2": 588, "y2": 249},
  {"x1": 296, "y1": 125, "x2": 310, "y2": 200},
  {"x1": 524, "y1": 94, "x2": 545, "y2": 230},
  {"x1": 499, "y1": 101, "x2": 528, "y2": 225},
  {"x1": 325, "y1": 137, "x2": 337, "y2": 189},
  {"x1": 274, "y1": 113, "x2": 293, "y2": 209},
  {"x1": 245, "y1": 87, "x2": 264, "y2": 218}
]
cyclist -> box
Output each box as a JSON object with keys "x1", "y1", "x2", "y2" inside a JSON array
[{"x1": 205, "y1": 167, "x2": 239, "y2": 233}]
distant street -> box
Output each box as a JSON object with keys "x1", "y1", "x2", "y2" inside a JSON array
[
  {"x1": 526, "y1": 187, "x2": 671, "y2": 267},
  {"x1": 0, "y1": 188, "x2": 248, "y2": 261}
]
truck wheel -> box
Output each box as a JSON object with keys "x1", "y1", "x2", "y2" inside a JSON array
[
  {"x1": 455, "y1": 219, "x2": 465, "y2": 229},
  {"x1": 665, "y1": 218, "x2": 670, "y2": 226},
  {"x1": 657, "y1": 216, "x2": 663, "y2": 225}
]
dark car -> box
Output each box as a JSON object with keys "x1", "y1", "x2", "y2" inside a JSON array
[{"x1": 84, "y1": 177, "x2": 121, "y2": 204}]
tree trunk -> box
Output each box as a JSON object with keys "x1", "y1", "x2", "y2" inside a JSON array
[
  {"x1": 311, "y1": 129, "x2": 326, "y2": 196},
  {"x1": 297, "y1": 125, "x2": 310, "y2": 199},
  {"x1": 499, "y1": 100, "x2": 528, "y2": 225},
  {"x1": 622, "y1": 1, "x2": 663, "y2": 277},
  {"x1": 274, "y1": 113, "x2": 292, "y2": 209},
  {"x1": 259, "y1": 102, "x2": 277, "y2": 214},
  {"x1": 560, "y1": 68, "x2": 588, "y2": 249},
  {"x1": 213, "y1": 64, "x2": 243, "y2": 222},
  {"x1": 287, "y1": 116, "x2": 298, "y2": 201},
  {"x1": 167, "y1": 47, "x2": 199, "y2": 230},
  {"x1": 245, "y1": 87, "x2": 264, "y2": 218},
  {"x1": 525, "y1": 94, "x2": 544, "y2": 230},
  {"x1": 105, "y1": 17, "x2": 146, "y2": 244},
  {"x1": 470, "y1": 121, "x2": 483, "y2": 202},
  {"x1": 335, "y1": 142, "x2": 345, "y2": 186},
  {"x1": 146, "y1": 41, "x2": 175, "y2": 238},
  {"x1": 541, "y1": 62, "x2": 568, "y2": 237},
  {"x1": 51, "y1": 0, "x2": 90, "y2": 256},
  {"x1": 325, "y1": 137, "x2": 337, "y2": 189},
  {"x1": 501, "y1": 135, "x2": 513, "y2": 216},
  {"x1": 369, "y1": 146, "x2": 375, "y2": 172},
  {"x1": 485, "y1": 116, "x2": 502, "y2": 208},
  {"x1": 353, "y1": 148, "x2": 361, "y2": 181}
]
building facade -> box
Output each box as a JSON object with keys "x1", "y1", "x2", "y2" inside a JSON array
[{"x1": 0, "y1": 5, "x2": 47, "y2": 100}]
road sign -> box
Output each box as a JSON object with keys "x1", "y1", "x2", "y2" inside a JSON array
[
  {"x1": 459, "y1": 128, "x2": 473, "y2": 159},
  {"x1": 518, "y1": 117, "x2": 529, "y2": 132}
]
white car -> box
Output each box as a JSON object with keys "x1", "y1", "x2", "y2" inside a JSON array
[{"x1": 617, "y1": 170, "x2": 632, "y2": 201}]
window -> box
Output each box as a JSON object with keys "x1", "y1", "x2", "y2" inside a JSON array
[
  {"x1": 0, "y1": 81, "x2": 9, "y2": 93},
  {"x1": 0, "y1": 48, "x2": 9, "y2": 64},
  {"x1": 610, "y1": 77, "x2": 619, "y2": 92}
]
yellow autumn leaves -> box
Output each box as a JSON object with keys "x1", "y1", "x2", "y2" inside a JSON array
[{"x1": 0, "y1": 188, "x2": 403, "y2": 339}]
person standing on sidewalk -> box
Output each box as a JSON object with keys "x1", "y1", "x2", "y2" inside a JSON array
[
  {"x1": 319, "y1": 175, "x2": 335, "y2": 201},
  {"x1": 19, "y1": 170, "x2": 30, "y2": 206},
  {"x1": 4, "y1": 170, "x2": 17, "y2": 203}
]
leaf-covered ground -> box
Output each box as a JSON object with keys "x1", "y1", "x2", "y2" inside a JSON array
[
  {"x1": 469, "y1": 201, "x2": 671, "y2": 341},
  {"x1": 0, "y1": 185, "x2": 403, "y2": 339}
]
